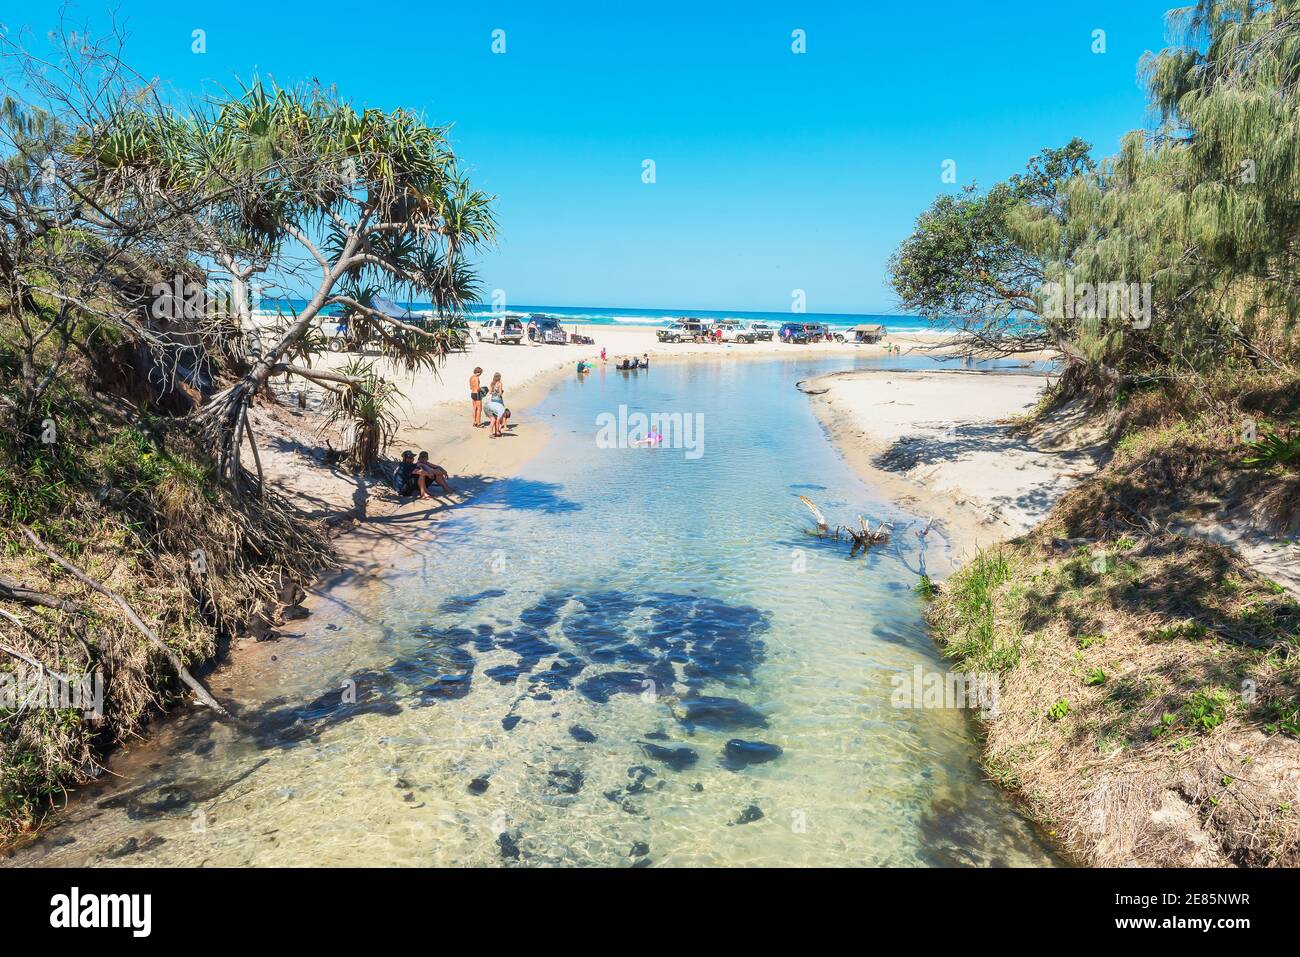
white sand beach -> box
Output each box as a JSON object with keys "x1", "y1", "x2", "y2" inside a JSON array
[
  {"x1": 264, "y1": 329, "x2": 1076, "y2": 582},
  {"x1": 316, "y1": 324, "x2": 1007, "y2": 422},
  {"x1": 801, "y1": 368, "x2": 1105, "y2": 575}
]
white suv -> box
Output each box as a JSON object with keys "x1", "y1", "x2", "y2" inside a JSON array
[{"x1": 476, "y1": 316, "x2": 524, "y2": 344}]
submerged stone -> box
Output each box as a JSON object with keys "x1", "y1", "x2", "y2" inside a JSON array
[
  {"x1": 577, "y1": 670, "x2": 648, "y2": 704},
  {"x1": 721, "y1": 739, "x2": 784, "y2": 769},
  {"x1": 569, "y1": 725, "x2": 597, "y2": 743},
  {"x1": 498, "y1": 832, "x2": 521, "y2": 860},
  {"x1": 438, "y1": 588, "x2": 506, "y2": 613},
  {"x1": 639, "y1": 741, "x2": 699, "y2": 771},
  {"x1": 732, "y1": 805, "x2": 764, "y2": 825},
  {"x1": 468, "y1": 777, "x2": 490, "y2": 795},
  {"x1": 547, "y1": 769, "x2": 585, "y2": 795},
  {"x1": 675, "y1": 695, "x2": 768, "y2": 731}
]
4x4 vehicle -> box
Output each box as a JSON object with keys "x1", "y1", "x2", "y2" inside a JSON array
[
  {"x1": 713, "y1": 320, "x2": 750, "y2": 343},
  {"x1": 779, "y1": 321, "x2": 811, "y2": 343},
  {"x1": 657, "y1": 318, "x2": 712, "y2": 342},
  {"x1": 476, "y1": 315, "x2": 525, "y2": 344},
  {"x1": 744, "y1": 321, "x2": 775, "y2": 341},
  {"x1": 527, "y1": 315, "x2": 568, "y2": 344}
]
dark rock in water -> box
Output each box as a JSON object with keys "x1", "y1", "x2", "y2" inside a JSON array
[
  {"x1": 498, "y1": 832, "x2": 521, "y2": 860},
  {"x1": 639, "y1": 741, "x2": 699, "y2": 771},
  {"x1": 721, "y1": 739, "x2": 784, "y2": 770},
  {"x1": 519, "y1": 593, "x2": 570, "y2": 629},
  {"x1": 569, "y1": 725, "x2": 597, "y2": 743},
  {"x1": 676, "y1": 695, "x2": 767, "y2": 731},
  {"x1": 630, "y1": 841, "x2": 650, "y2": 858},
  {"x1": 249, "y1": 669, "x2": 403, "y2": 750},
  {"x1": 103, "y1": 834, "x2": 165, "y2": 860},
  {"x1": 439, "y1": 588, "x2": 507, "y2": 613},
  {"x1": 282, "y1": 605, "x2": 310, "y2": 620},
  {"x1": 690, "y1": 783, "x2": 704, "y2": 792},
  {"x1": 547, "y1": 769, "x2": 585, "y2": 795},
  {"x1": 468, "y1": 777, "x2": 490, "y2": 795},
  {"x1": 626, "y1": 765, "x2": 657, "y2": 794},
  {"x1": 501, "y1": 715, "x2": 520, "y2": 731},
  {"x1": 417, "y1": 672, "x2": 472, "y2": 703},
  {"x1": 532, "y1": 653, "x2": 585, "y2": 694},
  {"x1": 577, "y1": 670, "x2": 648, "y2": 704},
  {"x1": 631, "y1": 857, "x2": 651, "y2": 868},
  {"x1": 643, "y1": 729, "x2": 670, "y2": 741},
  {"x1": 484, "y1": 662, "x2": 529, "y2": 685},
  {"x1": 731, "y1": 805, "x2": 764, "y2": 825}
]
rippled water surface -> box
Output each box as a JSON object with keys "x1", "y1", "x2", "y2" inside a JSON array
[{"x1": 11, "y1": 355, "x2": 1055, "y2": 867}]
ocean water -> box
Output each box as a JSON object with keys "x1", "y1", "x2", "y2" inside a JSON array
[
  {"x1": 257, "y1": 298, "x2": 930, "y2": 333},
  {"x1": 9, "y1": 354, "x2": 1054, "y2": 867}
]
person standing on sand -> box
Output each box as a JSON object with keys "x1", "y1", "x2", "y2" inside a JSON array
[
  {"x1": 485, "y1": 372, "x2": 511, "y2": 438},
  {"x1": 470, "y1": 367, "x2": 484, "y2": 428}
]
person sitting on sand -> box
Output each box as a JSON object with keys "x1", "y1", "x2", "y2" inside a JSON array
[
  {"x1": 395, "y1": 450, "x2": 430, "y2": 498},
  {"x1": 415, "y1": 451, "x2": 454, "y2": 495},
  {"x1": 485, "y1": 373, "x2": 511, "y2": 438},
  {"x1": 640, "y1": 352, "x2": 650, "y2": 369},
  {"x1": 577, "y1": 360, "x2": 592, "y2": 374}
]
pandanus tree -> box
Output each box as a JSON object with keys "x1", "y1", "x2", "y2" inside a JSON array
[{"x1": 85, "y1": 79, "x2": 496, "y2": 489}]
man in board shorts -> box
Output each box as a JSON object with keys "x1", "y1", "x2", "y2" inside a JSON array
[{"x1": 469, "y1": 367, "x2": 484, "y2": 428}]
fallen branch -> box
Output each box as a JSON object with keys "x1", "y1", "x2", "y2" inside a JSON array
[
  {"x1": 0, "y1": 574, "x2": 82, "y2": 613},
  {"x1": 19, "y1": 525, "x2": 229, "y2": 717}
]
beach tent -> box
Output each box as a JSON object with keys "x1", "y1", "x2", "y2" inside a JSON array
[
  {"x1": 852, "y1": 324, "x2": 887, "y2": 343},
  {"x1": 369, "y1": 294, "x2": 419, "y2": 320}
]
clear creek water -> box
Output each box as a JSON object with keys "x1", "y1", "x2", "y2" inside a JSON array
[{"x1": 9, "y1": 355, "x2": 1055, "y2": 867}]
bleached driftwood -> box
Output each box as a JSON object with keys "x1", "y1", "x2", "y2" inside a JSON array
[{"x1": 797, "y1": 496, "x2": 892, "y2": 555}]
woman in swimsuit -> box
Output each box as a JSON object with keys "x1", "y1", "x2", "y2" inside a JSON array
[{"x1": 485, "y1": 373, "x2": 511, "y2": 438}]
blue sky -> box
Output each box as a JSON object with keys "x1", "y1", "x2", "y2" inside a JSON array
[{"x1": 17, "y1": 1, "x2": 1178, "y2": 313}]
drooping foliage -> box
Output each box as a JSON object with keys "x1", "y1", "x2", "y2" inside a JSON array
[{"x1": 891, "y1": 1, "x2": 1300, "y2": 395}]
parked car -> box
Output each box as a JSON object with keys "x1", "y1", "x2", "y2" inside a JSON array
[
  {"x1": 779, "y1": 322, "x2": 811, "y2": 343},
  {"x1": 713, "y1": 320, "x2": 750, "y2": 343},
  {"x1": 476, "y1": 315, "x2": 525, "y2": 344},
  {"x1": 657, "y1": 318, "x2": 712, "y2": 342},
  {"x1": 804, "y1": 322, "x2": 844, "y2": 342},
  {"x1": 526, "y1": 315, "x2": 568, "y2": 344},
  {"x1": 321, "y1": 318, "x2": 350, "y2": 352},
  {"x1": 744, "y1": 321, "x2": 776, "y2": 341}
]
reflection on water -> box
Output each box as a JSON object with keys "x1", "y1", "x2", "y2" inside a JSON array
[{"x1": 8, "y1": 355, "x2": 1056, "y2": 867}]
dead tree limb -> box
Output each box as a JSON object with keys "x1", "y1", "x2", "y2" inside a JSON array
[
  {"x1": 0, "y1": 575, "x2": 83, "y2": 613},
  {"x1": 18, "y1": 525, "x2": 229, "y2": 717}
]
